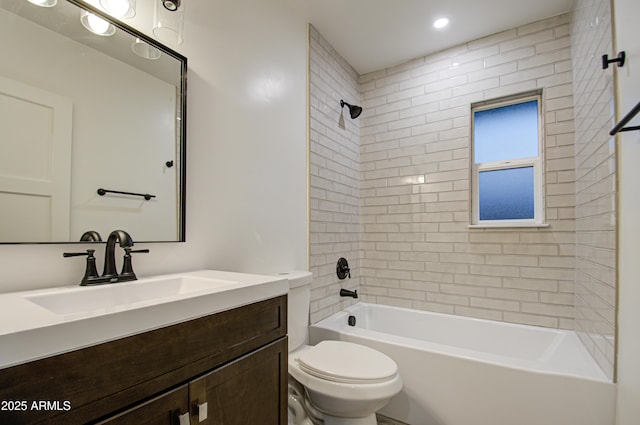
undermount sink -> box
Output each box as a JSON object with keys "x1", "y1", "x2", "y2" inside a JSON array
[{"x1": 25, "y1": 275, "x2": 237, "y2": 315}]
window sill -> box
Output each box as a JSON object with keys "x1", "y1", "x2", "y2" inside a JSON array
[{"x1": 468, "y1": 223, "x2": 549, "y2": 229}]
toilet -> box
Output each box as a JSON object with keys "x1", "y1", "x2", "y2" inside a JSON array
[{"x1": 281, "y1": 271, "x2": 402, "y2": 425}]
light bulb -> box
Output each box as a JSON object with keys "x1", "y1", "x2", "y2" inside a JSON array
[
  {"x1": 88, "y1": 14, "x2": 109, "y2": 33},
  {"x1": 80, "y1": 10, "x2": 116, "y2": 36},
  {"x1": 27, "y1": 0, "x2": 57, "y2": 7},
  {"x1": 100, "y1": 0, "x2": 135, "y2": 18}
]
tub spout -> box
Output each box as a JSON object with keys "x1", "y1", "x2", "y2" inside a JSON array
[{"x1": 340, "y1": 288, "x2": 358, "y2": 298}]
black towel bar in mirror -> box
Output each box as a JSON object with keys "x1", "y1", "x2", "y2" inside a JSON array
[{"x1": 97, "y1": 188, "x2": 156, "y2": 201}]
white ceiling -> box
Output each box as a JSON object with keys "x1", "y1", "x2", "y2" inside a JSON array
[{"x1": 290, "y1": 0, "x2": 575, "y2": 74}]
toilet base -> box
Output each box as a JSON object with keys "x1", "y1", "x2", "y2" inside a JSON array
[{"x1": 323, "y1": 413, "x2": 377, "y2": 425}]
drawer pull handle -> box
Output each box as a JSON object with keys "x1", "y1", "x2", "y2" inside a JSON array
[
  {"x1": 173, "y1": 410, "x2": 190, "y2": 425},
  {"x1": 195, "y1": 401, "x2": 208, "y2": 422}
]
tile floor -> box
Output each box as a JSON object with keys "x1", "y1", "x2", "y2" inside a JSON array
[{"x1": 376, "y1": 413, "x2": 409, "y2": 425}]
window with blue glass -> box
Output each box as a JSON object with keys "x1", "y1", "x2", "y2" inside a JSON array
[{"x1": 471, "y1": 93, "x2": 543, "y2": 225}]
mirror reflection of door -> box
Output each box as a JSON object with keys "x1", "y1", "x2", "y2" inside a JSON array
[{"x1": 0, "y1": 76, "x2": 72, "y2": 242}]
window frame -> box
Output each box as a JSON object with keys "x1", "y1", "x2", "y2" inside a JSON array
[{"x1": 470, "y1": 92, "x2": 546, "y2": 227}]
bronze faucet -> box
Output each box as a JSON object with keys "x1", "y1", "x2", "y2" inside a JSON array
[{"x1": 64, "y1": 230, "x2": 148, "y2": 285}]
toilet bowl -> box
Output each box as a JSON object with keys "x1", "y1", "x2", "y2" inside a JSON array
[
  {"x1": 281, "y1": 271, "x2": 402, "y2": 425},
  {"x1": 289, "y1": 342, "x2": 402, "y2": 425}
]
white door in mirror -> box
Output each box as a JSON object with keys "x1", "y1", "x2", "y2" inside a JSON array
[{"x1": 0, "y1": 76, "x2": 72, "y2": 242}]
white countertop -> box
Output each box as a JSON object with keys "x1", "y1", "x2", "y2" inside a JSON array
[{"x1": 0, "y1": 270, "x2": 288, "y2": 370}]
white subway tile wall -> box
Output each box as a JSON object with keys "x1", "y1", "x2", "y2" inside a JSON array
[
  {"x1": 358, "y1": 14, "x2": 577, "y2": 328},
  {"x1": 570, "y1": 0, "x2": 616, "y2": 380},
  {"x1": 309, "y1": 9, "x2": 616, "y2": 381},
  {"x1": 309, "y1": 25, "x2": 361, "y2": 323}
]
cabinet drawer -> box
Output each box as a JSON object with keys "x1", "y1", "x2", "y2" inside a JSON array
[
  {"x1": 95, "y1": 384, "x2": 189, "y2": 425},
  {"x1": 0, "y1": 295, "x2": 286, "y2": 424}
]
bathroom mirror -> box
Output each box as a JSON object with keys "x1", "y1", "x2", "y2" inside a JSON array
[{"x1": 0, "y1": 0, "x2": 187, "y2": 243}]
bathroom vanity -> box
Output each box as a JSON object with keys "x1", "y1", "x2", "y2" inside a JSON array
[{"x1": 0, "y1": 271, "x2": 288, "y2": 425}]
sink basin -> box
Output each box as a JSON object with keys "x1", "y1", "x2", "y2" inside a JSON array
[
  {"x1": 0, "y1": 269, "x2": 288, "y2": 370},
  {"x1": 25, "y1": 275, "x2": 236, "y2": 315}
]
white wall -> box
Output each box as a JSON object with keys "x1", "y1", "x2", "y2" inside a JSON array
[
  {"x1": 614, "y1": 0, "x2": 640, "y2": 421},
  {"x1": 0, "y1": 0, "x2": 308, "y2": 293}
]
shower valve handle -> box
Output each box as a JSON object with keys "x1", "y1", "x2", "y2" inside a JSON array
[{"x1": 337, "y1": 257, "x2": 351, "y2": 279}]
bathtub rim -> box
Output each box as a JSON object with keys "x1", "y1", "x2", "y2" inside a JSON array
[{"x1": 310, "y1": 302, "x2": 611, "y2": 384}]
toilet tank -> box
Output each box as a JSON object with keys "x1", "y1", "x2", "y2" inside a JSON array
[{"x1": 278, "y1": 271, "x2": 313, "y2": 352}]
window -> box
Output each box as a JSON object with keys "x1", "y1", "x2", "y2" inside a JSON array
[{"x1": 471, "y1": 93, "x2": 544, "y2": 226}]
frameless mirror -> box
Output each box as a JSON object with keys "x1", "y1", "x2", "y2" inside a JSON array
[{"x1": 0, "y1": 0, "x2": 186, "y2": 243}]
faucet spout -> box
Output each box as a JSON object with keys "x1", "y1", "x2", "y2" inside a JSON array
[
  {"x1": 102, "y1": 230, "x2": 134, "y2": 281},
  {"x1": 80, "y1": 230, "x2": 102, "y2": 242},
  {"x1": 339, "y1": 288, "x2": 358, "y2": 299}
]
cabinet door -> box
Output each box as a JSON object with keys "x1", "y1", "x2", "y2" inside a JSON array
[
  {"x1": 96, "y1": 384, "x2": 189, "y2": 425},
  {"x1": 189, "y1": 338, "x2": 287, "y2": 425}
]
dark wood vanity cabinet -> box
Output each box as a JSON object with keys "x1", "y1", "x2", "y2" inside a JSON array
[
  {"x1": 189, "y1": 339, "x2": 286, "y2": 425},
  {"x1": 98, "y1": 339, "x2": 287, "y2": 425},
  {"x1": 0, "y1": 296, "x2": 287, "y2": 425}
]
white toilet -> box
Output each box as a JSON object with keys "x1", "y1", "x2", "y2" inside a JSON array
[{"x1": 282, "y1": 271, "x2": 402, "y2": 425}]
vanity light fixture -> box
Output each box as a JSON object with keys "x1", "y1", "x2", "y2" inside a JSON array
[
  {"x1": 433, "y1": 17, "x2": 449, "y2": 29},
  {"x1": 162, "y1": 0, "x2": 180, "y2": 11},
  {"x1": 153, "y1": 0, "x2": 184, "y2": 46},
  {"x1": 26, "y1": 0, "x2": 57, "y2": 7},
  {"x1": 100, "y1": 0, "x2": 136, "y2": 19},
  {"x1": 81, "y1": 10, "x2": 116, "y2": 36}
]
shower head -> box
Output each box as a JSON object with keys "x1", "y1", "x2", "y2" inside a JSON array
[{"x1": 340, "y1": 100, "x2": 363, "y2": 119}]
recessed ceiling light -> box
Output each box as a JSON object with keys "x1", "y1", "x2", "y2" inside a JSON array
[{"x1": 433, "y1": 17, "x2": 449, "y2": 29}]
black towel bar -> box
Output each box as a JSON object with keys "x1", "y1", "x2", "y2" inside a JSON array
[
  {"x1": 610, "y1": 101, "x2": 640, "y2": 135},
  {"x1": 97, "y1": 188, "x2": 156, "y2": 201}
]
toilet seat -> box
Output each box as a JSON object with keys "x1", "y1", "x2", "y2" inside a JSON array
[
  {"x1": 296, "y1": 341, "x2": 398, "y2": 384},
  {"x1": 289, "y1": 343, "x2": 403, "y2": 420}
]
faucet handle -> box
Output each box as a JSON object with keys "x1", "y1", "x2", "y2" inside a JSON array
[
  {"x1": 63, "y1": 249, "x2": 94, "y2": 258},
  {"x1": 119, "y1": 248, "x2": 150, "y2": 282},
  {"x1": 63, "y1": 249, "x2": 100, "y2": 285}
]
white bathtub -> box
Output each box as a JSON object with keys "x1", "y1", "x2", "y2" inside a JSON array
[{"x1": 309, "y1": 303, "x2": 616, "y2": 425}]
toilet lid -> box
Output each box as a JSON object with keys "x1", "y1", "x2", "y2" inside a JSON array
[{"x1": 297, "y1": 341, "x2": 398, "y2": 384}]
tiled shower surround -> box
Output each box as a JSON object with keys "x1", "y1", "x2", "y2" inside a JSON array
[
  {"x1": 570, "y1": 0, "x2": 616, "y2": 380},
  {"x1": 308, "y1": 25, "x2": 361, "y2": 323},
  {"x1": 358, "y1": 15, "x2": 576, "y2": 329},
  {"x1": 309, "y1": 8, "x2": 616, "y2": 379}
]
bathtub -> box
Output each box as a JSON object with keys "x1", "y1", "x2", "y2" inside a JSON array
[{"x1": 309, "y1": 303, "x2": 616, "y2": 425}]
